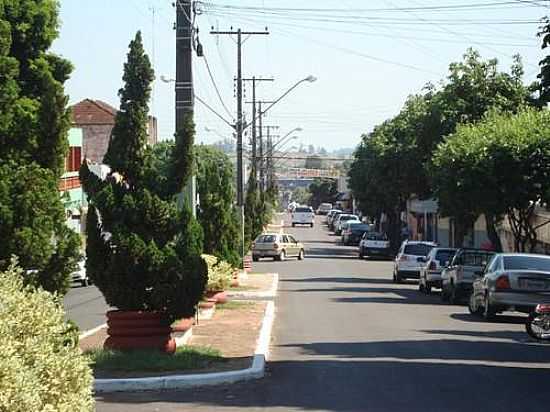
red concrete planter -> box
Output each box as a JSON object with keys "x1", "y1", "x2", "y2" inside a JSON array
[
  {"x1": 205, "y1": 290, "x2": 228, "y2": 304},
  {"x1": 171, "y1": 317, "x2": 195, "y2": 333},
  {"x1": 104, "y1": 310, "x2": 176, "y2": 354},
  {"x1": 199, "y1": 298, "x2": 216, "y2": 309}
]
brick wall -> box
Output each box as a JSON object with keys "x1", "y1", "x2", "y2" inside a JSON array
[{"x1": 81, "y1": 124, "x2": 113, "y2": 163}]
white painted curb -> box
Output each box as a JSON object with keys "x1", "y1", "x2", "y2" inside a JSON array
[
  {"x1": 174, "y1": 327, "x2": 193, "y2": 347},
  {"x1": 79, "y1": 323, "x2": 107, "y2": 341},
  {"x1": 228, "y1": 273, "x2": 279, "y2": 301},
  {"x1": 93, "y1": 301, "x2": 276, "y2": 393}
]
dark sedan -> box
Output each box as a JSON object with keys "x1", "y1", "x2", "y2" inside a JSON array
[{"x1": 342, "y1": 223, "x2": 372, "y2": 246}]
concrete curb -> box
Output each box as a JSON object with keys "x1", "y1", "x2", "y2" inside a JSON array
[
  {"x1": 79, "y1": 323, "x2": 107, "y2": 341},
  {"x1": 93, "y1": 291, "x2": 277, "y2": 393},
  {"x1": 227, "y1": 273, "x2": 279, "y2": 301},
  {"x1": 174, "y1": 327, "x2": 193, "y2": 347}
]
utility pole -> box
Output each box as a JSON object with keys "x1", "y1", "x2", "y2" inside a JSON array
[
  {"x1": 175, "y1": 0, "x2": 196, "y2": 215},
  {"x1": 259, "y1": 125, "x2": 279, "y2": 191},
  {"x1": 243, "y1": 77, "x2": 273, "y2": 174},
  {"x1": 210, "y1": 27, "x2": 268, "y2": 266}
]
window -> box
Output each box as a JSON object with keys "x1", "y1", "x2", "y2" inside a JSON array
[
  {"x1": 503, "y1": 256, "x2": 550, "y2": 272},
  {"x1": 295, "y1": 207, "x2": 311, "y2": 213},
  {"x1": 66, "y1": 146, "x2": 82, "y2": 172},
  {"x1": 435, "y1": 250, "x2": 456, "y2": 266},
  {"x1": 257, "y1": 235, "x2": 277, "y2": 243},
  {"x1": 287, "y1": 235, "x2": 297, "y2": 243},
  {"x1": 366, "y1": 232, "x2": 388, "y2": 241},
  {"x1": 281, "y1": 235, "x2": 290, "y2": 243},
  {"x1": 404, "y1": 243, "x2": 433, "y2": 256},
  {"x1": 461, "y1": 251, "x2": 495, "y2": 266}
]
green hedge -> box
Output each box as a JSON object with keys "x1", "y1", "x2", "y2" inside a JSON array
[{"x1": 0, "y1": 260, "x2": 94, "y2": 411}]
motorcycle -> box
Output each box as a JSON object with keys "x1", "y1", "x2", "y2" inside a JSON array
[{"x1": 525, "y1": 304, "x2": 550, "y2": 341}]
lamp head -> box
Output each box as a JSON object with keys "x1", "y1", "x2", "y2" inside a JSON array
[{"x1": 305, "y1": 75, "x2": 317, "y2": 83}]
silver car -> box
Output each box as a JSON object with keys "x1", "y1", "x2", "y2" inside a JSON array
[
  {"x1": 418, "y1": 247, "x2": 457, "y2": 294},
  {"x1": 469, "y1": 253, "x2": 550, "y2": 320}
]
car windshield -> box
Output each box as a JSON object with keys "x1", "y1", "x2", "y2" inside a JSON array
[
  {"x1": 404, "y1": 243, "x2": 433, "y2": 256},
  {"x1": 435, "y1": 250, "x2": 456, "y2": 265},
  {"x1": 294, "y1": 207, "x2": 311, "y2": 213},
  {"x1": 503, "y1": 256, "x2": 550, "y2": 271},
  {"x1": 256, "y1": 235, "x2": 277, "y2": 243},
  {"x1": 366, "y1": 232, "x2": 388, "y2": 241}
]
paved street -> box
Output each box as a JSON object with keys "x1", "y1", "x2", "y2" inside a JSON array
[
  {"x1": 64, "y1": 284, "x2": 109, "y2": 332},
  {"x1": 96, "y1": 215, "x2": 550, "y2": 412}
]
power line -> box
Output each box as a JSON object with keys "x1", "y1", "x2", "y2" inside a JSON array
[{"x1": 202, "y1": 53, "x2": 233, "y2": 119}]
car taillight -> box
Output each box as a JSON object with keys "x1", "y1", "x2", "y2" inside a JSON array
[
  {"x1": 273, "y1": 243, "x2": 280, "y2": 250},
  {"x1": 496, "y1": 275, "x2": 510, "y2": 290},
  {"x1": 429, "y1": 261, "x2": 437, "y2": 270},
  {"x1": 536, "y1": 304, "x2": 550, "y2": 313},
  {"x1": 399, "y1": 255, "x2": 408, "y2": 261}
]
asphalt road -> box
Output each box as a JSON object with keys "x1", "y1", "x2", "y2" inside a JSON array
[
  {"x1": 63, "y1": 283, "x2": 110, "y2": 332},
  {"x1": 97, "y1": 215, "x2": 550, "y2": 412}
]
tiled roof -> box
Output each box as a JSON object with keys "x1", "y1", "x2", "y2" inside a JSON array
[{"x1": 71, "y1": 99, "x2": 118, "y2": 125}]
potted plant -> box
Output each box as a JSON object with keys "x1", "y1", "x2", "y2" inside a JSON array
[
  {"x1": 80, "y1": 32, "x2": 207, "y2": 353},
  {"x1": 202, "y1": 255, "x2": 233, "y2": 304}
]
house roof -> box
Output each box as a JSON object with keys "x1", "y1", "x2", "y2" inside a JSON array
[{"x1": 71, "y1": 99, "x2": 118, "y2": 125}]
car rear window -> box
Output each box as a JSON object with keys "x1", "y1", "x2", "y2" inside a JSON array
[
  {"x1": 352, "y1": 224, "x2": 371, "y2": 232},
  {"x1": 404, "y1": 244, "x2": 433, "y2": 256},
  {"x1": 340, "y1": 215, "x2": 358, "y2": 221},
  {"x1": 256, "y1": 235, "x2": 277, "y2": 243},
  {"x1": 435, "y1": 250, "x2": 456, "y2": 265},
  {"x1": 366, "y1": 232, "x2": 388, "y2": 241},
  {"x1": 295, "y1": 207, "x2": 311, "y2": 213},
  {"x1": 503, "y1": 256, "x2": 550, "y2": 272}
]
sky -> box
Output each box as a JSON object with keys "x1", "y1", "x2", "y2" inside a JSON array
[{"x1": 52, "y1": 0, "x2": 549, "y2": 151}]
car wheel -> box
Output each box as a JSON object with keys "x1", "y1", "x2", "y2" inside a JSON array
[
  {"x1": 310, "y1": 223, "x2": 314, "y2": 228},
  {"x1": 440, "y1": 284, "x2": 450, "y2": 302},
  {"x1": 298, "y1": 249, "x2": 305, "y2": 260},
  {"x1": 359, "y1": 249, "x2": 364, "y2": 259},
  {"x1": 449, "y1": 283, "x2": 460, "y2": 304},
  {"x1": 468, "y1": 293, "x2": 482, "y2": 316},
  {"x1": 483, "y1": 293, "x2": 496, "y2": 321},
  {"x1": 418, "y1": 281, "x2": 425, "y2": 293},
  {"x1": 395, "y1": 271, "x2": 403, "y2": 284},
  {"x1": 81, "y1": 278, "x2": 89, "y2": 287},
  {"x1": 425, "y1": 283, "x2": 432, "y2": 294},
  {"x1": 279, "y1": 250, "x2": 286, "y2": 262},
  {"x1": 252, "y1": 256, "x2": 259, "y2": 262},
  {"x1": 292, "y1": 223, "x2": 295, "y2": 227}
]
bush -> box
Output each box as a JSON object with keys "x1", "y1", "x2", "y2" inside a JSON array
[
  {"x1": 0, "y1": 260, "x2": 94, "y2": 411},
  {"x1": 202, "y1": 254, "x2": 234, "y2": 292}
]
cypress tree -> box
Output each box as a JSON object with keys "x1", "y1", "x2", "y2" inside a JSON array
[
  {"x1": 81, "y1": 32, "x2": 206, "y2": 321},
  {"x1": 0, "y1": 0, "x2": 80, "y2": 295}
]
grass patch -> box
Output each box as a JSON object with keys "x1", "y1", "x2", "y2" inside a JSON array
[
  {"x1": 218, "y1": 301, "x2": 256, "y2": 311},
  {"x1": 86, "y1": 345, "x2": 223, "y2": 373}
]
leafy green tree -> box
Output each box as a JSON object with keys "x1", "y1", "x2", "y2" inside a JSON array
[
  {"x1": 81, "y1": 32, "x2": 206, "y2": 322},
  {"x1": 291, "y1": 187, "x2": 312, "y2": 205},
  {"x1": 245, "y1": 171, "x2": 264, "y2": 250},
  {"x1": 195, "y1": 145, "x2": 240, "y2": 267},
  {"x1": 309, "y1": 178, "x2": 338, "y2": 209},
  {"x1": 0, "y1": 0, "x2": 80, "y2": 294},
  {"x1": 432, "y1": 108, "x2": 550, "y2": 252},
  {"x1": 538, "y1": 17, "x2": 550, "y2": 105}
]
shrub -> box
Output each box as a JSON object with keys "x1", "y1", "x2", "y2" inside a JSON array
[
  {"x1": 81, "y1": 33, "x2": 207, "y2": 322},
  {"x1": 202, "y1": 254, "x2": 234, "y2": 292},
  {"x1": 0, "y1": 260, "x2": 94, "y2": 411}
]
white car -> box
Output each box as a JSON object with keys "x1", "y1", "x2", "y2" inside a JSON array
[
  {"x1": 334, "y1": 214, "x2": 359, "y2": 235},
  {"x1": 393, "y1": 241, "x2": 437, "y2": 283},
  {"x1": 71, "y1": 258, "x2": 90, "y2": 287},
  {"x1": 358, "y1": 232, "x2": 392, "y2": 259},
  {"x1": 292, "y1": 206, "x2": 314, "y2": 227}
]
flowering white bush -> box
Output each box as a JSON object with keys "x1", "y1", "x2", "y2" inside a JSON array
[
  {"x1": 202, "y1": 254, "x2": 234, "y2": 292},
  {"x1": 0, "y1": 260, "x2": 94, "y2": 412}
]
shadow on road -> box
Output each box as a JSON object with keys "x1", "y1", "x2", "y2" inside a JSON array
[
  {"x1": 420, "y1": 328, "x2": 528, "y2": 342},
  {"x1": 450, "y1": 313, "x2": 526, "y2": 325},
  {"x1": 97, "y1": 357, "x2": 550, "y2": 412}
]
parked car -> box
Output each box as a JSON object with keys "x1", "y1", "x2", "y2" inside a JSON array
[
  {"x1": 393, "y1": 241, "x2": 437, "y2": 283},
  {"x1": 316, "y1": 203, "x2": 333, "y2": 215},
  {"x1": 327, "y1": 209, "x2": 343, "y2": 227},
  {"x1": 334, "y1": 214, "x2": 360, "y2": 235},
  {"x1": 71, "y1": 257, "x2": 90, "y2": 287},
  {"x1": 469, "y1": 253, "x2": 550, "y2": 320},
  {"x1": 358, "y1": 232, "x2": 392, "y2": 259},
  {"x1": 342, "y1": 223, "x2": 372, "y2": 246},
  {"x1": 441, "y1": 248, "x2": 495, "y2": 304},
  {"x1": 292, "y1": 206, "x2": 315, "y2": 227},
  {"x1": 418, "y1": 247, "x2": 457, "y2": 294},
  {"x1": 252, "y1": 233, "x2": 305, "y2": 262}
]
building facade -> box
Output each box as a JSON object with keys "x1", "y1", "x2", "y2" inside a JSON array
[
  {"x1": 59, "y1": 128, "x2": 84, "y2": 234},
  {"x1": 71, "y1": 99, "x2": 158, "y2": 163}
]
